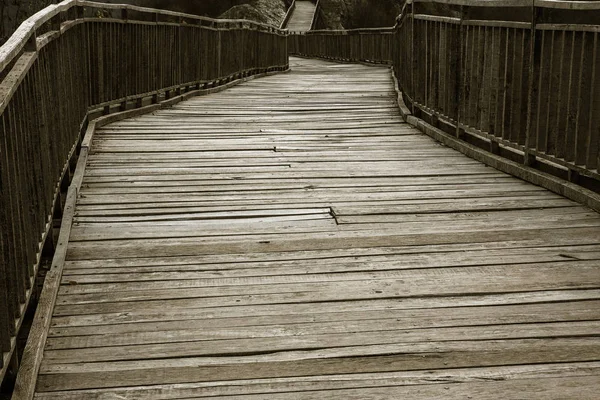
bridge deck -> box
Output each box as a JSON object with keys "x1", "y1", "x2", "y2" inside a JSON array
[
  {"x1": 33, "y1": 57, "x2": 600, "y2": 398},
  {"x1": 286, "y1": 1, "x2": 317, "y2": 31}
]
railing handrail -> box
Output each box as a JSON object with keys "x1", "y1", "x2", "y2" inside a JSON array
[
  {"x1": 309, "y1": 0, "x2": 320, "y2": 30},
  {"x1": 0, "y1": 0, "x2": 68, "y2": 73},
  {"x1": 407, "y1": 0, "x2": 600, "y2": 9},
  {"x1": 292, "y1": 26, "x2": 396, "y2": 34},
  {"x1": 78, "y1": 0, "x2": 286, "y2": 28},
  {"x1": 280, "y1": 0, "x2": 297, "y2": 29},
  {"x1": 286, "y1": 0, "x2": 600, "y2": 37},
  {"x1": 0, "y1": 0, "x2": 285, "y2": 76}
]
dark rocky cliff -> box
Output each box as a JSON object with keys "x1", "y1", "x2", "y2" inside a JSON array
[
  {"x1": 0, "y1": 0, "x2": 291, "y2": 45},
  {"x1": 1, "y1": 0, "x2": 55, "y2": 45},
  {"x1": 317, "y1": 0, "x2": 404, "y2": 30},
  {"x1": 220, "y1": 0, "x2": 291, "y2": 26},
  {"x1": 1, "y1": 0, "x2": 401, "y2": 46}
]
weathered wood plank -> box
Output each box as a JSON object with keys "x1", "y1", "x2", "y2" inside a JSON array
[
  {"x1": 36, "y1": 339, "x2": 600, "y2": 390},
  {"x1": 32, "y1": 365, "x2": 600, "y2": 400}
]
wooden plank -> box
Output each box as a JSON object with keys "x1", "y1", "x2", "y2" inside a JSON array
[
  {"x1": 32, "y1": 365, "x2": 600, "y2": 400},
  {"x1": 50, "y1": 262, "x2": 600, "y2": 310},
  {"x1": 36, "y1": 339, "x2": 600, "y2": 390},
  {"x1": 41, "y1": 321, "x2": 600, "y2": 363},
  {"x1": 46, "y1": 299, "x2": 600, "y2": 337},
  {"x1": 48, "y1": 289, "x2": 600, "y2": 331}
]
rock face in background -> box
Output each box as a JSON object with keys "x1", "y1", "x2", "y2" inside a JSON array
[
  {"x1": 1, "y1": 0, "x2": 55, "y2": 45},
  {"x1": 100, "y1": 0, "x2": 291, "y2": 25},
  {"x1": 0, "y1": 0, "x2": 291, "y2": 45},
  {"x1": 220, "y1": 0, "x2": 291, "y2": 26},
  {"x1": 0, "y1": 0, "x2": 401, "y2": 46},
  {"x1": 318, "y1": 0, "x2": 405, "y2": 30}
]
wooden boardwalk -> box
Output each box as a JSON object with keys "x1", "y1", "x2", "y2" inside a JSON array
[
  {"x1": 286, "y1": 1, "x2": 317, "y2": 31},
  {"x1": 32, "y1": 57, "x2": 600, "y2": 398}
]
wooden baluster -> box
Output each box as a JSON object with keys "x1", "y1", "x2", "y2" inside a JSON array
[
  {"x1": 0, "y1": 234, "x2": 10, "y2": 364},
  {"x1": 589, "y1": 32, "x2": 599, "y2": 170},
  {"x1": 0, "y1": 111, "x2": 20, "y2": 333},
  {"x1": 564, "y1": 31, "x2": 579, "y2": 163},
  {"x1": 8, "y1": 98, "x2": 29, "y2": 308},
  {"x1": 495, "y1": 27, "x2": 508, "y2": 139}
]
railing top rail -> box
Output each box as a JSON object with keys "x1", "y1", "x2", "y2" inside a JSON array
[
  {"x1": 280, "y1": 0, "x2": 296, "y2": 29},
  {"x1": 309, "y1": 0, "x2": 320, "y2": 30},
  {"x1": 290, "y1": 26, "x2": 395, "y2": 35},
  {"x1": 290, "y1": 0, "x2": 600, "y2": 36},
  {"x1": 398, "y1": 0, "x2": 600, "y2": 28},
  {"x1": 0, "y1": 0, "x2": 285, "y2": 76},
  {"x1": 0, "y1": 0, "x2": 69, "y2": 73},
  {"x1": 535, "y1": 0, "x2": 600, "y2": 9},
  {"x1": 78, "y1": 0, "x2": 285, "y2": 28},
  {"x1": 407, "y1": 0, "x2": 600, "y2": 10}
]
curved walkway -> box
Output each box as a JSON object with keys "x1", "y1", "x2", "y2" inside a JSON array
[{"x1": 32, "y1": 58, "x2": 600, "y2": 398}]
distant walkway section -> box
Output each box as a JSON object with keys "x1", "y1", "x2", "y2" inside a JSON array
[{"x1": 286, "y1": 1, "x2": 317, "y2": 31}]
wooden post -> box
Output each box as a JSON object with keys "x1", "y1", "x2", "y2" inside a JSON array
[
  {"x1": 456, "y1": 5, "x2": 465, "y2": 139},
  {"x1": 25, "y1": 31, "x2": 37, "y2": 52},
  {"x1": 76, "y1": 4, "x2": 84, "y2": 19},
  {"x1": 6, "y1": 345, "x2": 20, "y2": 381},
  {"x1": 0, "y1": 202, "x2": 12, "y2": 358},
  {"x1": 568, "y1": 169, "x2": 581, "y2": 184},
  {"x1": 410, "y1": 0, "x2": 415, "y2": 114},
  {"x1": 524, "y1": 1, "x2": 537, "y2": 166},
  {"x1": 217, "y1": 29, "x2": 222, "y2": 80}
]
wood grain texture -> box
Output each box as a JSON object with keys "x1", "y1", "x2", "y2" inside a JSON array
[{"x1": 18, "y1": 57, "x2": 600, "y2": 398}]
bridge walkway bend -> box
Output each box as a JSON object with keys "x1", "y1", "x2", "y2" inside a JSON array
[{"x1": 28, "y1": 57, "x2": 600, "y2": 398}]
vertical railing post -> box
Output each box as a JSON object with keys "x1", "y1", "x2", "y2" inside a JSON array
[
  {"x1": 151, "y1": 12, "x2": 159, "y2": 104},
  {"x1": 0, "y1": 188, "x2": 10, "y2": 373},
  {"x1": 524, "y1": 1, "x2": 538, "y2": 166},
  {"x1": 76, "y1": 4, "x2": 84, "y2": 19},
  {"x1": 410, "y1": 0, "x2": 415, "y2": 114},
  {"x1": 120, "y1": 8, "x2": 129, "y2": 111},
  {"x1": 456, "y1": 5, "x2": 465, "y2": 139},
  {"x1": 24, "y1": 30, "x2": 37, "y2": 52},
  {"x1": 177, "y1": 16, "x2": 184, "y2": 93},
  {"x1": 97, "y1": 16, "x2": 106, "y2": 111},
  {"x1": 217, "y1": 27, "x2": 222, "y2": 80}
]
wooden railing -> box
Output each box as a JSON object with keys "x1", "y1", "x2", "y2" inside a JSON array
[
  {"x1": 289, "y1": 27, "x2": 394, "y2": 63},
  {"x1": 289, "y1": 0, "x2": 600, "y2": 203},
  {"x1": 280, "y1": 0, "x2": 296, "y2": 29},
  {"x1": 0, "y1": 0, "x2": 288, "y2": 383},
  {"x1": 398, "y1": 0, "x2": 600, "y2": 186},
  {"x1": 310, "y1": 0, "x2": 321, "y2": 31}
]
